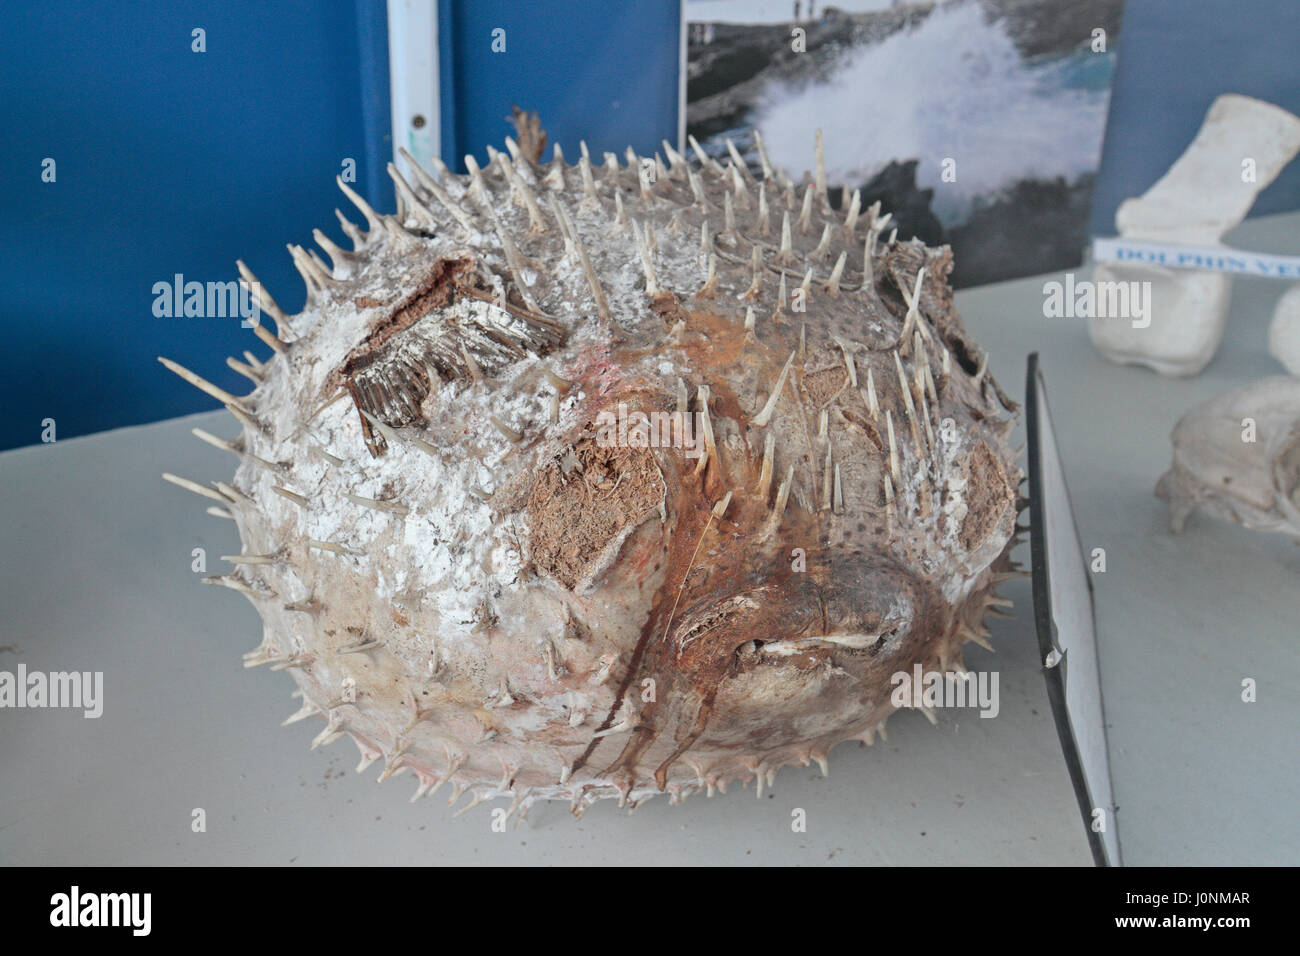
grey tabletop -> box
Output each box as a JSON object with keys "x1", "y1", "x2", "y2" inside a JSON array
[{"x1": 2, "y1": 212, "x2": 1297, "y2": 866}]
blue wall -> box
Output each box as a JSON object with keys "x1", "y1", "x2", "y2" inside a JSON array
[
  {"x1": 439, "y1": 0, "x2": 682, "y2": 172},
  {"x1": 0, "y1": 0, "x2": 393, "y2": 451},
  {"x1": 1090, "y1": 0, "x2": 1300, "y2": 235}
]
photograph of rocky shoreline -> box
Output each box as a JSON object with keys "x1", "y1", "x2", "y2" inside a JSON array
[{"x1": 687, "y1": 0, "x2": 1125, "y2": 286}]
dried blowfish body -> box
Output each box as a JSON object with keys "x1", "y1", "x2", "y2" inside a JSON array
[{"x1": 161, "y1": 116, "x2": 1021, "y2": 817}]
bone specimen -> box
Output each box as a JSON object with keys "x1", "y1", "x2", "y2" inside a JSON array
[
  {"x1": 1089, "y1": 95, "x2": 1300, "y2": 377},
  {"x1": 1157, "y1": 376, "x2": 1300, "y2": 539}
]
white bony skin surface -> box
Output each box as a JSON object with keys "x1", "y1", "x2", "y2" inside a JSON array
[
  {"x1": 4, "y1": 212, "x2": 1299, "y2": 865},
  {"x1": 1088, "y1": 94, "x2": 1300, "y2": 377}
]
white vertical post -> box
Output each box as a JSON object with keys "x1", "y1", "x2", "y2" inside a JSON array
[{"x1": 388, "y1": 0, "x2": 441, "y2": 177}]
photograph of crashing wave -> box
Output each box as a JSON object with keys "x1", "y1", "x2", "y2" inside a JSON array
[{"x1": 686, "y1": 0, "x2": 1125, "y2": 287}]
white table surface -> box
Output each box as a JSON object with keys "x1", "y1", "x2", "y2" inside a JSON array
[{"x1": 3, "y1": 212, "x2": 1297, "y2": 866}]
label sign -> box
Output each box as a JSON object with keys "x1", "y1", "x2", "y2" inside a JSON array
[{"x1": 1092, "y1": 236, "x2": 1300, "y2": 280}]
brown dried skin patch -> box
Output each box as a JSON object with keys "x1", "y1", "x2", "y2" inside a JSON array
[
  {"x1": 528, "y1": 436, "x2": 667, "y2": 591},
  {"x1": 660, "y1": 305, "x2": 752, "y2": 374},
  {"x1": 802, "y1": 364, "x2": 850, "y2": 407},
  {"x1": 649, "y1": 291, "x2": 689, "y2": 328},
  {"x1": 959, "y1": 440, "x2": 1015, "y2": 551}
]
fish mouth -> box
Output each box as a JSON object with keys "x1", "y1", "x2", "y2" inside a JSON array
[
  {"x1": 756, "y1": 619, "x2": 911, "y2": 657},
  {"x1": 669, "y1": 554, "x2": 924, "y2": 666}
]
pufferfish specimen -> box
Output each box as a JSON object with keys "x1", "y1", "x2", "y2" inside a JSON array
[{"x1": 161, "y1": 113, "x2": 1023, "y2": 819}]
